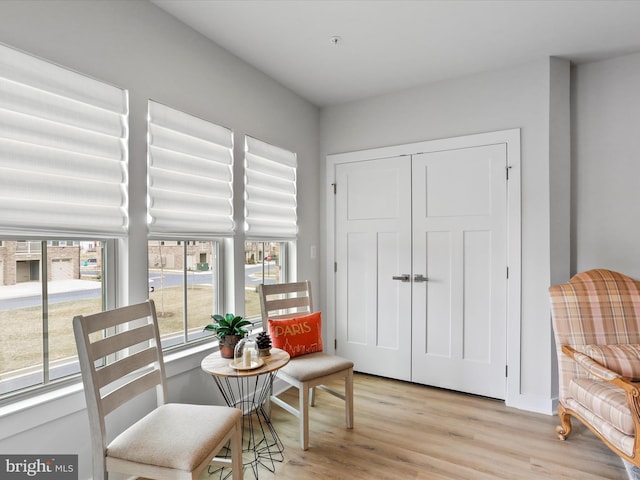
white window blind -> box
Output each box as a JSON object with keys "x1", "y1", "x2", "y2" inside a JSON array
[
  {"x1": 0, "y1": 43, "x2": 129, "y2": 237},
  {"x1": 147, "y1": 101, "x2": 234, "y2": 238},
  {"x1": 244, "y1": 136, "x2": 297, "y2": 239}
]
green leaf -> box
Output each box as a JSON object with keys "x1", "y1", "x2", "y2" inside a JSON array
[{"x1": 207, "y1": 313, "x2": 250, "y2": 337}]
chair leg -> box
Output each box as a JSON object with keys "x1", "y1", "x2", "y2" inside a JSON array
[
  {"x1": 556, "y1": 403, "x2": 572, "y2": 441},
  {"x1": 231, "y1": 420, "x2": 243, "y2": 479},
  {"x1": 345, "y1": 368, "x2": 354, "y2": 429},
  {"x1": 300, "y1": 384, "x2": 310, "y2": 450}
]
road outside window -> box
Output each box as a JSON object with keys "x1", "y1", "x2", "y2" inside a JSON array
[
  {"x1": 0, "y1": 240, "x2": 105, "y2": 398},
  {"x1": 148, "y1": 240, "x2": 220, "y2": 346},
  {"x1": 244, "y1": 241, "x2": 284, "y2": 321}
]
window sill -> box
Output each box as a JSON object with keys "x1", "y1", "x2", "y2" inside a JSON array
[
  {"x1": 0, "y1": 340, "x2": 219, "y2": 442},
  {"x1": 0, "y1": 382, "x2": 85, "y2": 441}
]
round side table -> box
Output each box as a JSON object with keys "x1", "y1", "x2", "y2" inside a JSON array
[{"x1": 201, "y1": 348, "x2": 290, "y2": 479}]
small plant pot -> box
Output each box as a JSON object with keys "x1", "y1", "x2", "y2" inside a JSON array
[
  {"x1": 258, "y1": 347, "x2": 271, "y2": 357},
  {"x1": 219, "y1": 335, "x2": 243, "y2": 359}
]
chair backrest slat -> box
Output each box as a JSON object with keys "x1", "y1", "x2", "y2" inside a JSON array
[
  {"x1": 259, "y1": 280, "x2": 314, "y2": 321},
  {"x1": 80, "y1": 302, "x2": 156, "y2": 334},
  {"x1": 264, "y1": 296, "x2": 311, "y2": 313},
  {"x1": 89, "y1": 323, "x2": 155, "y2": 360},
  {"x1": 101, "y1": 369, "x2": 164, "y2": 416},
  {"x1": 94, "y1": 347, "x2": 159, "y2": 390}
]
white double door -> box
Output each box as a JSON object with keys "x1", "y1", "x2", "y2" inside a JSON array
[{"x1": 334, "y1": 143, "x2": 508, "y2": 399}]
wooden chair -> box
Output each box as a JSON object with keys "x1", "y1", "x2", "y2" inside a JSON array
[
  {"x1": 258, "y1": 280, "x2": 354, "y2": 450},
  {"x1": 73, "y1": 299, "x2": 243, "y2": 480},
  {"x1": 550, "y1": 269, "x2": 640, "y2": 467}
]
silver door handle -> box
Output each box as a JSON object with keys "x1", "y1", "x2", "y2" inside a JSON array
[
  {"x1": 414, "y1": 274, "x2": 428, "y2": 282},
  {"x1": 392, "y1": 274, "x2": 411, "y2": 282}
]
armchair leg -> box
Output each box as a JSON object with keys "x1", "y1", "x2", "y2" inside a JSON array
[{"x1": 557, "y1": 403, "x2": 572, "y2": 440}]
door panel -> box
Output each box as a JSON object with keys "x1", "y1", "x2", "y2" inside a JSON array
[
  {"x1": 463, "y1": 230, "x2": 492, "y2": 362},
  {"x1": 377, "y1": 232, "x2": 404, "y2": 350},
  {"x1": 424, "y1": 231, "x2": 452, "y2": 357},
  {"x1": 425, "y1": 152, "x2": 492, "y2": 217},
  {"x1": 334, "y1": 142, "x2": 508, "y2": 399},
  {"x1": 335, "y1": 157, "x2": 412, "y2": 380},
  {"x1": 345, "y1": 232, "x2": 372, "y2": 345},
  {"x1": 412, "y1": 144, "x2": 507, "y2": 399}
]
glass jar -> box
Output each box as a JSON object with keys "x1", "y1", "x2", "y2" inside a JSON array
[{"x1": 233, "y1": 337, "x2": 258, "y2": 368}]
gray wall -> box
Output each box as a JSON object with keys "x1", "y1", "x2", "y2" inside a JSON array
[
  {"x1": 0, "y1": 1, "x2": 319, "y2": 479},
  {"x1": 572, "y1": 52, "x2": 640, "y2": 278},
  {"x1": 1, "y1": 0, "x2": 639, "y2": 476},
  {"x1": 318, "y1": 49, "x2": 640, "y2": 409},
  {"x1": 0, "y1": 0, "x2": 320, "y2": 307},
  {"x1": 320, "y1": 58, "x2": 572, "y2": 412}
]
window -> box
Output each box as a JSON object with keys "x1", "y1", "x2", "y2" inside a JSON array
[
  {"x1": 0, "y1": 44, "x2": 127, "y2": 399},
  {"x1": 147, "y1": 102, "x2": 234, "y2": 346},
  {"x1": 0, "y1": 44, "x2": 129, "y2": 237},
  {"x1": 244, "y1": 241, "x2": 288, "y2": 320},
  {"x1": 244, "y1": 136, "x2": 297, "y2": 238},
  {"x1": 147, "y1": 101, "x2": 234, "y2": 238},
  {"x1": 243, "y1": 136, "x2": 297, "y2": 321},
  {"x1": 148, "y1": 240, "x2": 221, "y2": 347},
  {"x1": 0, "y1": 240, "x2": 108, "y2": 397}
]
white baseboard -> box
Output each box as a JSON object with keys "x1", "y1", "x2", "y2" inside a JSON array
[{"x1": 507, "y1": 393, "x2": 556, "y2": 415}]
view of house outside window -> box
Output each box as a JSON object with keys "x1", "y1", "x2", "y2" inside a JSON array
[
  {"x1": 0, "y1": 240, "x2": 105, "y2": 397},
  {"x1": 148, "y1": 240, "x2": 221, "y2": 346},
  {"x1": 244, "y1": 241, "x2": 285, "y2": 321}
]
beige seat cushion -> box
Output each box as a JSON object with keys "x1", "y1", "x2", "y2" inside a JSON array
[
  {"x1": 280, "y1": 352, "x2": 353, "y2": 381},
  {"x1": 569, "y1": 377, "x2": 633, "y2": 435},
  {"x1": 107, "y1": 403, "x2": 241, "y2": 471}
]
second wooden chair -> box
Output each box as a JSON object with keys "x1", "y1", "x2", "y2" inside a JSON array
[{"x1": 259, "y1": 280, "x2": 354, "y2": 450}]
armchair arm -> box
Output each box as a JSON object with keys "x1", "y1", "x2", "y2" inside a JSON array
[
  {"x1": 562, "y1": 345, "x2": 621, "y2": 381},
  {"x1": 562, "y1": 345, "x2": 640, "y2": 394},
  {"x1": 560, "y1": 345, "x2": 640, "y2": 464}
]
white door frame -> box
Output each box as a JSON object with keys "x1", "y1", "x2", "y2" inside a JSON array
[{"x1": 326, "y1": 128, "x2": 521, "y2": 407}]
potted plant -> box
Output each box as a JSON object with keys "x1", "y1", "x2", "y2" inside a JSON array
[{"x1": 204, "y1": 313, "x2": 252, "y2": 358}]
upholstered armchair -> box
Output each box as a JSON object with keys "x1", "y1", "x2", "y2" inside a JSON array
[{"x1": 550, "y1": 269, "x2": 640, "y2": 466}]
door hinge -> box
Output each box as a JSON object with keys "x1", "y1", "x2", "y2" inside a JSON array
[
  {"x1": 506, "y1": 266, "x2": 509, "y2": 279},
  {"x1": 505, "y1": 365, "x2": 508, "y2": 377},
  {"x1": 334, "y1": 262, "x2": 337, "y2": 273},
  {"x1": 506, "y1": 166, "x2": 512, "y2": 180},
  {"x1": 332, "y1": 183, "x2": 337, "y2": 194},
  {"x1": 334, "y1": 339, "x2": 337, "y2": 350}
]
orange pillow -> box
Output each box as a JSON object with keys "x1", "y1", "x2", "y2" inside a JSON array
[{"x1": 268, "y1": 312, "x2": 323, "y2": 358}]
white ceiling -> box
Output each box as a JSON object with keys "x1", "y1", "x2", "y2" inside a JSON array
[{"x1": 152, "y1": 0, "x2": 640, "y2": 107}]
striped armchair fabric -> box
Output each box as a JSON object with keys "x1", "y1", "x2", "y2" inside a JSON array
[{"x1": 550, "y1": 269, "x2": 640, "y2": 465}]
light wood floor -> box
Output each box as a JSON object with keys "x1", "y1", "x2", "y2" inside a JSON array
[{"x1": 258, "y1": 373, "x2": 628, "y2": 480}]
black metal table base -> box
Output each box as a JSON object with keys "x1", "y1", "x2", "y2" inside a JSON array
[{"x1": 209, "y1": 370, "x2": 284, "y2": 479}]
